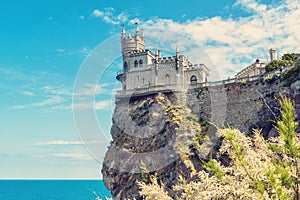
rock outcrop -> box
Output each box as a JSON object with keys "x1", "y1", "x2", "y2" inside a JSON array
[{"x1": 102, "y1": 62, "x2": 300, "y2": 199}]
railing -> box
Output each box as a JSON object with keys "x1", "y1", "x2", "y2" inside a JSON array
[{"x1": 116, "y1": 84, "x2": 184, "y2": 96}]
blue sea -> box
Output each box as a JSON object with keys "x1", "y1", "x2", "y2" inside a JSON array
[{"x1": 0, "y1": 180, "x2": 112, "y2": 200}]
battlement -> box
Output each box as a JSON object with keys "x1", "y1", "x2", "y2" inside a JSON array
[
  {"x1": 129, "y1": 49, "x2": 152, "y2": 57},
  {"x1": 158, "y1": 56, "x2": 176, "y2": 63},
  {"x1": 121, "y1": 24, "x2": 145, "y2": 56}
]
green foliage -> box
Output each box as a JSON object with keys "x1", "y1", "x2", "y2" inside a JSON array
[
  {"x1": 265, "y1": 53, "x2": 299, "y2": 72},
  {"x1": 265, "y1": 60, "x2": 290, "y2": 72},
  {"x1": 139, "y1": 96, "x2": 300, "y2": 200},
  {"x1": 204, "y1": 159, "x2": 223, "y2": 179},
  {"x1": 275, "y1": 95, "x2": 298, "y2": 156},
  {"x1": 189, "y1": 141, "x2": 201, "y2": 150},
  {"x1": 282, "y1": 53, "x2": 299, "y2": 62},
  {"x1": 281, "y1": 63, "x2": 300, "y2": 86}
]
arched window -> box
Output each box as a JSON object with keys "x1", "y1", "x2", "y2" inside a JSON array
[
  {"x1": 139, "y1": 59, "x2": 143, "y2": 67},
  {"x1": 190, "y1": 75, "x2": 197, "y2": 85},
  {"x1": 165, "y1": 74, "x2": 170, "y2": 85},
  {"x1": 124, "y1": 62, "x2": 128, "y2": 72},
  {"x1": 134, "y1": 60, "x2": 138, "y2": 68}
]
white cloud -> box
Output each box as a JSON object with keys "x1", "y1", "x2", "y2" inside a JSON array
[
  {"x1": 42, "y1": 85, "x2": 70, "y2": 96},
  {"x1": 135, "y1": 0, "x2": 300, "y2": 79},
  {"x1": 72, "y1": 100, "x2": 112, "y2": 111},
  {"x1": 12, "y1": 95, "x2": 64, "y2": 109},
  {"x1": 35, "y1": 140, "x2": 104, "y2": 146},
  {"x1": 55, "y1": 47, "x2": 91, "y2": 57},
  {"x1": 21, "y1": 91, "x2": 34, "y2": 96},
  {"x1": 36, "y1": 140, "x2": 83, "y2": 146},
  {"x1": 79, "y1": 15, "x2": 85, "y2": 20},
  {"x1": 72, "y1": 83, "x2": 114, "y2": 96},
  {"x1": 95, "y1": 100, "x2": 112, "y2": 110},
  {"x1": 51, "y1": 153, "x2": 93, "y2": 160},
  {"x1": 234, "y1": 0, "x2": 267, "y2": 12},
  {"x1": 92, "y1": 8, "x2": 128, "y2": 25},
  {"x1": 92, "y1": 9, "x2": 104, "y2": 17},
  {"x1": 91, "y1": 0, "x2": 299, "y2": 79}
]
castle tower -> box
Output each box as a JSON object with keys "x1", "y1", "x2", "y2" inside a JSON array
[
  {"x1": 269, "y1": 48, "x2": 277, "y2": 61},
  {"x1": 121, "y1": 23, "x2": 145, "y2": 58}
]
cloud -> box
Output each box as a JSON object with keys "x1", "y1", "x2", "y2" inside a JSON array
[
  {"x1": 72, "y1": 83, "x2": 116, "y2": 96},
  {"x1": 137, "y1": 0, "x2": 300, "y2": 79},
  {"x1": 12, "y1": 95, "x2": 65, "y2": 109},
  {"x1": 79, "y1": 15, "x2": 85, "y2": 20},
  {"x1": 92, "y1": 8, "x2": 128, "y2": 25},
  {"x1": 36, "y1": 140, "x2": 104, "y2": 146},
  {"x1": 21, "y1": 91, "x2": 34, "y2": 96},
  {"x1": 95, "y1": 100, "x2": 112, "y2": 110},
  {"x1": 233, "y1": 0, "x2": 267, "y2": 12},
  {"x1": 36, "y1": 140, "x2": 83, "y2": 146},
  {"x1": 72, "y1": 100, "x2": 112, "y2": 111},
  {"x1": 51, "y1": 153, "x2": 93, "y2": 160},
  {"x1": 42, "y1": 85, "x2": 70, "y2": 96},
  {"x1": 91, "y1": 0, "x2": 299, "y2": 79},
  {"x1": 55, "y1": 47, "x2": 91, "y2": 57}
]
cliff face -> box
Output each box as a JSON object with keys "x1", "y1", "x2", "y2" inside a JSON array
[
  {"x1": 102, "y1": 64, "x2": 300, "y2": 199},
  {"x1": 102, "y1": 94, "x2": 204, "y2": 199}
]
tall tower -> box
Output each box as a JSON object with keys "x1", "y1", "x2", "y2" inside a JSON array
[
  {"x1": 269, "y1": 48, "x2": 277, "y2": 61},
  {"x1": 121, "y1": 23, "x2": 145, "y2": 58}
]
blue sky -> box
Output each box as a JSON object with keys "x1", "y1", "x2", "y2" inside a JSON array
[{"x1": 1, "y1": 0, "x2": 299, "y2": 179}]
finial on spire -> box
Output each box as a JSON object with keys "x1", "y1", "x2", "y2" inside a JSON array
[
  {"x1": 176, "y1": 44, "x2": 179, "y2": 56},
  {"x1": 127, "y1": 30, "x2": 131, "y2": 39},
  {"x1": 135, "y1": 22, "x2": 139, "y2": 38},
  {"x1": 121, "y1": 24, "x2": 125, "y2": 39},
  {"x1": 141, "y1": 29, "x2": 144, "y2": 39}
]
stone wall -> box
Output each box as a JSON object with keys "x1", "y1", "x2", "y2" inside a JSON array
[{"x1": 186, "y1": 76, "x2": 298, "y2": 137}]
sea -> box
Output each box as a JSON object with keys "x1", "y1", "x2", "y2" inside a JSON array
[{"x1": 0, "y1": 180, "x2": 112, "y2": 200}]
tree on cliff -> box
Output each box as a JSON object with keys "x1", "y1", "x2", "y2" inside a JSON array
[
  {"x1": 139, "y1": 96, "x2": 299, "y2": 200},
  {"x1": 265, "y1": 53, "x2": 299, "y2": 72}
]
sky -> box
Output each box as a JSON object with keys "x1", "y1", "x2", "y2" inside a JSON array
[{"x1": 1, "y1": 0, "x2": 300, "y2": 179}]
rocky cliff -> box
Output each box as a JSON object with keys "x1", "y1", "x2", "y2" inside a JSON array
[{"x1": 102, "y1": 62, "x2": 300, "y2": 199}]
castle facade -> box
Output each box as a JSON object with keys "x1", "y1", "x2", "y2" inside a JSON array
[{"x1": 116, "y1": 24, "x2": 210, "y2": 97}]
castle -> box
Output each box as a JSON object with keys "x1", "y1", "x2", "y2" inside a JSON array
[
  {"x1": 116, "y1": 24, "x2": 210, "y2": 97},
  {"x1": 116, "y1": 24, "x2": 278, "y2": 98}
]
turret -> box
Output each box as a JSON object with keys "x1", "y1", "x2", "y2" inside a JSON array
[
  {"x1": 121, "y1": 25, "x2": 125, "y2": 39},
  {"x1": 269, "y1": 48, "x2": 277, "y2": 61},
  {"x1": 121, "y1": 23, "x2": 145, "y2": 57}
]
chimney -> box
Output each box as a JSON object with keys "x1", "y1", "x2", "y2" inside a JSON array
[{"x1": 269, "y1": 48, "x2": 277, "y2": 61}]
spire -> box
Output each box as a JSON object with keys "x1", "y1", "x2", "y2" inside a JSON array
[
  {"x1": 135, "y1": 22, "x2": 139, "y2": 39},
  {"x1": 176, "y1": 44, "x2": 179, "y2": 56},
  {"x1": 127, "y1": 30, "x2": 131, "y2": 39},
  {"x1": 135, "y1": 22, "x2": 139, "y2": 34},
  {"x1": 121, "y1": 24, "x2": 125, "y2": 39},
  {"x1": 141, "y1": 29, "x2": 144, "y2": 39}
]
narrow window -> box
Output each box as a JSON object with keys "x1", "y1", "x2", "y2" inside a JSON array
[
  {"x1": 190, "y1": 75, "x2": 197, "y2": 85},
  {"x1": 165, "y1": 74, "x2": 170, "y2": 85},
  {"x1": 124, "y1": 62, "x2": 128, "y2": 72},
  {"x1": 139, "y1": 59, "x2": 143, "y2": 67},
  {"x1": 134, "y1": 60, "x2": 138, "y2": 68}
]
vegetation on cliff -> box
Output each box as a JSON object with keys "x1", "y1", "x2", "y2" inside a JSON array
[
  {"x1": 265, "y1": 53, "x2": 298, "y2": 73},
  {"x1": 139, "y1": 96, "x2": 300, "y2": 200}
]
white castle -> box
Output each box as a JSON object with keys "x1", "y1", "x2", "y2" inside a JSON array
[
  {"x1": 116, "y1": 24, "x2": 279, "y2": 98},
  {"x1": 116, "y1": 24, "x2": 210, "y2": 97}
]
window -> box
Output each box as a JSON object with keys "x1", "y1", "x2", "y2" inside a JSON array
[
  {"x1": 124, "y1": 62, "x2": 128, "y2": 72},
  {"x1": 134, "y1": 60, "x2": 138, "y2": 68},
  {"x1": 190, "y1": 75, "x2": 197, "y2": 85},
  {"x1": 165, "y1": 74, "x2": 170, "y2": 85},
  {"x1": 139, "y1": 59, "x2": 143, "y2": 67}
]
